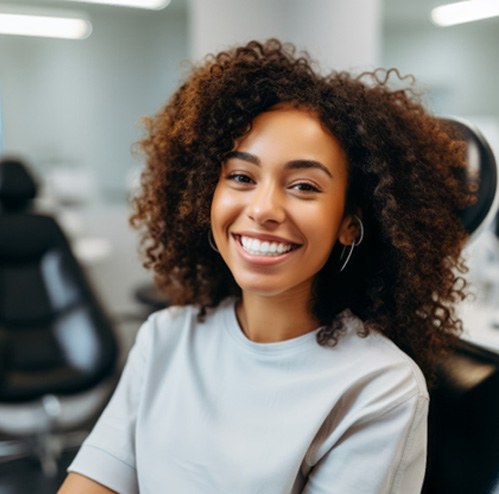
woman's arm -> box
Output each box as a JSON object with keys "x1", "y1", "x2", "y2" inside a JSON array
[{"x1": 58, "y1": 472, "x2": 117, "y2": 493}]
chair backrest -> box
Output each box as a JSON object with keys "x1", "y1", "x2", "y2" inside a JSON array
[
  {"x1": 0, "y1": 158, "x2": 118, "y2": 402},
  {"x1": 0, "y1": 158, "x2": 38, "y2": 213},
  {"x1": 442, "y1": 117, "x2": 499, "y2": 238}
]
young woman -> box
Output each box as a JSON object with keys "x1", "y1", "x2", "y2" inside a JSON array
[{"x1": 59, "y1": 39, "x2": 472, "y2": 493}]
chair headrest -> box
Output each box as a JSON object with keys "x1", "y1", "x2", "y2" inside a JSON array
[
  {"x1": 440, "y1": 117, "x2": 498, "y2": 239},
  {"x1": 0, "y1": 158, "x2": 38, "y2": 212}
]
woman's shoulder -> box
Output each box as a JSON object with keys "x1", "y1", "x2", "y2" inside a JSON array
[
  {"x1": 133, "y1": 298, "x2": 233, "y2": 352},
  {"x1": 337, "y1": 310, "x2": 429, "y2": 400},
  {"x1": 147, "y1": 302, "x2": 196, "y2": 327}
]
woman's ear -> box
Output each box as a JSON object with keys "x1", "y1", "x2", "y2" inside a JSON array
[{"x1": 338, "y1": 213, "x2": 363, "y2": 246}]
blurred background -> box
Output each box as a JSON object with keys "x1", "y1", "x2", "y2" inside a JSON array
[{"x1": 0, "y1": 0, "x2": 499, "y2": 490}]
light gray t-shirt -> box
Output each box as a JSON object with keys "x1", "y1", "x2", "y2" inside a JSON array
[{"x1": 68, "y1": 298, "x2": 428, "y2": 493}]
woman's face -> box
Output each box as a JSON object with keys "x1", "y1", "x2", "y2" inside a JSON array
[{"x1": 210, "y1": 106, "x2": 356, "y2": 300}]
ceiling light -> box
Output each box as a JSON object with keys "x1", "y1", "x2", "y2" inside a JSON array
[
  {"x1": 63, "y1": 0, "x2": 171, "y2": 9},
  {"x1": 431, "y1": 0, "x2": 499, "y2": 27},
  {"x1": 0, "y1": 5, "x2": 92, "y2": 39}
]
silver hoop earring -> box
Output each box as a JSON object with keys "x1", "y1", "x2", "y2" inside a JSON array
[
  {"x1": 208, "y1": 230, "x2": 219, "y2": 253},
  {"x1": 339, "y1": 214, "x2": 364, "y2": 273}
]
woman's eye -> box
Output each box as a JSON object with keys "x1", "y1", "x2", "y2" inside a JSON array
[
  {"x1": 291, "y1": 182, "x2": 321, "y2": 193},
  {"x1": 226, "y1": 173, "x2": 254, "y2": 184}
]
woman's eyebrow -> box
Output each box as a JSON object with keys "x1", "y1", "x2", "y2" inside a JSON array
[
  {"x1": 286, "y1": 159, "x2": 333, "y2": 178},
  {"x1": 224, "y1": 150, "x2": 260, "y2": 165},
  {"x1": 225, "y1": 151, "x2": 332, "y2": 178}
]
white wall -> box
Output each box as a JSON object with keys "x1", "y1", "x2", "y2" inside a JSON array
[
  {"x1": 382, "y1": 18, "x2": 499, "y2": 118},
  {"x1": 189, "y1": 0, "x2": 381, "y2": 72},
  {"x1": 0, "y1": 4, "x2": 188, "y2": 201}
]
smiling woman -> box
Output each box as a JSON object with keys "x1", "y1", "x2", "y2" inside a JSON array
[
  {"x1": 58, "y1": 39, "x2": 474, "y2": 494},
  {"x1": 210, "y1": 107, "x2": 354, "y2": 341}
]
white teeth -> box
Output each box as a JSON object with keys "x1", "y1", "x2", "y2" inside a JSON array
[{"x1": 240, "y1": 236, "x2": 294, "y2": 256}]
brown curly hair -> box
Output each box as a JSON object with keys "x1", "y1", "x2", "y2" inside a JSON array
[{"x1": 131, "y1": 39, "x2": 474, "y2": 383}]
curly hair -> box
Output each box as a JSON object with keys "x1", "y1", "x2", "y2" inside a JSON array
[{"x1": 131, "y1": 39, "x2": 474, "y2": 383}]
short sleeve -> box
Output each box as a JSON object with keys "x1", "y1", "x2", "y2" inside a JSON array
[
  {"x1": 67, "y1": 318, "x2": 153, "y2": 494},
  {"x1": 302, "y1": 393, "x2": 428, "y2": 494}
]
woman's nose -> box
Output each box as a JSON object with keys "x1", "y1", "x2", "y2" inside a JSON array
[{"x1": 246, "y1": 183, "x2": 286, "y2": 225}]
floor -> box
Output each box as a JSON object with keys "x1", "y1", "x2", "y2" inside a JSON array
[{"x1": 0, "y1": 447, "x2": 77, "y2": 494}]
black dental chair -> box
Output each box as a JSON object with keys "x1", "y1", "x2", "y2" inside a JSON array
[
  {"x1": 0, "y1": 157, "x2": 119, "y2": 478},
  {"x1": 422, "y1": 118, "x2": 499, "y2": 494}
]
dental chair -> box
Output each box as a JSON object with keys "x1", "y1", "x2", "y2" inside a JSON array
[
  {"x1": 0, "y1": 158, "x2": 119, "y2": 478},
  {"x1": 422, "y1": 118, "x2": 499, "y2": 494}
]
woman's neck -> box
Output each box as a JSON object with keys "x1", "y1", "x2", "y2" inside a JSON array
[{"x1": 235, "y1": 290, "x2": 320, "y2": 343}]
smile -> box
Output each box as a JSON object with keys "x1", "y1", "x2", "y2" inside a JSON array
[{"x1": 238, "y1": 235, "x2": 298, "y2": 257}]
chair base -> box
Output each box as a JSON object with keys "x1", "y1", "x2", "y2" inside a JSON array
[
  {"x1": 0, "y1": 378, "x2": 117, "y2": 477},
  {"x1": 0, "y1": 429, "x2": 86, "y2": 477}
]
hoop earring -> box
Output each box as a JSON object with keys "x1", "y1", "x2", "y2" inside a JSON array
[
  {"x1": 339, "y1": 214, "x2": 364, "y2": 273},
  {"x1": 208, "y1": 230, "x2": 219, "y2": 253}
]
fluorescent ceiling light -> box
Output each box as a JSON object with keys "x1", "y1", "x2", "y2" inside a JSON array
[
  {"x1": 0, "y1": 13, "x2": 91, "y2": 39},
  {"x1": 0, "y1": 5, "x2": 92, "y2": 39},
  {"x1": 63, "y1": 0, "x2": 171, "y2": 9},
  {"x1": 431, "y1": 0, "x2": 499, "y2": 27}
]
